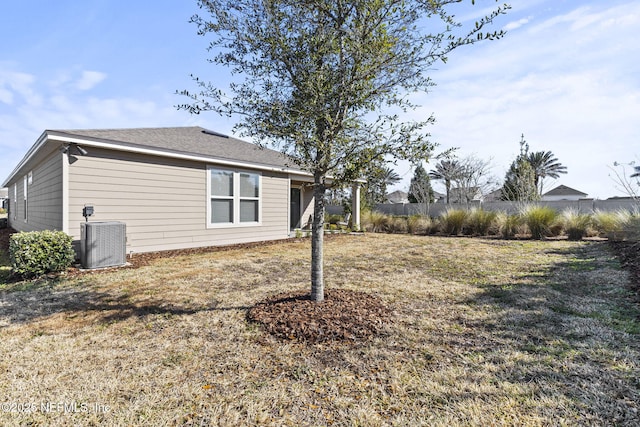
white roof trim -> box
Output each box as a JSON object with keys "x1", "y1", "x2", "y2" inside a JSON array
[{"x1": 2, "y1": 131, "x2": 312, "y2": 187}]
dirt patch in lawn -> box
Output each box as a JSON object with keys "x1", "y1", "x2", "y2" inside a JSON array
[
  {"x1": 609, "y1": 240, "x2": 640, "y2": 297},
  {"x1": 247, "y1": 289, "x2": 392, "y2": 343}
]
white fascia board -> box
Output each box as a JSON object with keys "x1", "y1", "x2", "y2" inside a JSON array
[
  {"x1": 50, "y1": 134, "x2": 313, "y2": 178},
  {"x1": 3, "y1": 131, "x2": 313, "y2": 185}
]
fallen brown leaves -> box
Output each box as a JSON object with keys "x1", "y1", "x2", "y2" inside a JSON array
[{"x1": 247, "y1": 289, "x2": 391, "y2": 343}]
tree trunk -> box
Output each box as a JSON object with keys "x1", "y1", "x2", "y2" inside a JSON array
[
  {"x1": 445, "y1": 180, "x2": 451, "y2": 205},
  {"x1": 310, "y1": 177, "x2": 326, "y2": 302}
]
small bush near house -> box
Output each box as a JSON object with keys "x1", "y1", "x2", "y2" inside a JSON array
[
  {"x1": 561, "y1": 209, "x2": 592, "y2": 241},
  {"x1": 440, "y1": 209, "x2": 468, "y2": 236},
  {"x1": 9, "y1": 230, "x2": 76, "y2": 278},
  {"x1": 521, "y1": 205, "x2": 558, "y2": 239},
  {"x1": 325, "y1": 214, "x2": 342, "y2": 225},
  {"x1": 465, "y1": 208, "x2": 498, "y2": 236}
]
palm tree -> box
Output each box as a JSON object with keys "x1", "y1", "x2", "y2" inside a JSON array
[
  {"x1": 382, "y1": 166, "x2": 402, "y2": 187},
  {"x1": 429, "y1": 160, "x2": 459, "y2": 204},
  {"x1": 525, "y1": 151, "x2": 567, "y2": 196},
  {"x1": 362, "y1": 163, "x2": 401, "y2": 207}
]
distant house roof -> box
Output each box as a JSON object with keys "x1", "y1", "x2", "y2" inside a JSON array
[
  {"x1": 542, "y1": 184, "x2": 588, "y2": 197},
  {"x1": 0, "y1": 188, "x2": 7, "y2": 198},
  {"x1": 3, "y1": 127, "x2": 309, "y2": 187},
  {"x1": 483, "y1": 188, "x2": 503, "y2": 202},
  {"x1": 386, "y1": 190, "x2": 409, "y2": 204}
]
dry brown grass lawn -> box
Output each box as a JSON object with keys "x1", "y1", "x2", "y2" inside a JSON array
[{"x1": 1, "y1": 234, "x2": 639, "y2": 426}]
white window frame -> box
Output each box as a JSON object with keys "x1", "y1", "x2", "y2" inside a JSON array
[
  {"x1": 23, "y1": 174, "x2": 28, "y2": 222},
  {"x1": 206, "y1": 166, "x2": 262, "y2": 228},
  {"x1": 13, "y1": 184, "x2": 17, "y2": 221}
]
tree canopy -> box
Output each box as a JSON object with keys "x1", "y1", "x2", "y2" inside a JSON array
[
  {"x1": 179, "y1": 0, "x2": 509, "y2": 301},
  {"x1": 525, "y1": 150, "x2": 567, "y2": 195},
  {"x1": 501, "y1": 135, "x2": 539, "y2": 201},
  {"x1": 362, "y1": 162, "x2": 402, "y2": 208},
  {"x1": 429, "y1": 159, "x2": 461, "y2": 204},
  {"x1": 408, "y1": 164, "x2": 434, "y2": 204}
]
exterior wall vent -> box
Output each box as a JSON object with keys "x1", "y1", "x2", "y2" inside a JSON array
[{"x1": 81, "y1": 222, "x2": 126, "y2": 269}]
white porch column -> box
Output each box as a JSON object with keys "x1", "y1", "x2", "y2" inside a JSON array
[{"x1": 351, "y1": 182, "x2": 361, "y2": 230}]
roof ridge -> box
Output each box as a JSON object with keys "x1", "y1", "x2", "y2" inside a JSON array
[{"x1": 51, "y1": 126, "x2": 204, "y2": 133}]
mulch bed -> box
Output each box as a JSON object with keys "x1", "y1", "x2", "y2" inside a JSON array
[
  {"x1": 247, "y1": 289, "x2": 392, "y2": 343},
  {"x1": 0, "y1": 227, "x2": 11, "y2": 255}
]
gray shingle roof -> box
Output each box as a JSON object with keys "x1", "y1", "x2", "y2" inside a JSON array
[
  {"x1": 543, "y1": 184, "x2": 587, "y2": 196},
  {"x1": 48, "y1": 126, "x2": 299, "y2": 171}
]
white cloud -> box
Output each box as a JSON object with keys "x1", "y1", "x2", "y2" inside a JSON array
[
  {"x1": 503, "y1": 17, "x2": 531, "y2": 31},
  {"x1": 0, "y1": 68, "x2": 42, "y2": 107},
  {"x1": 75, "y1": 70, "x2": 107, "y2": 91},
  {"x1": 0, "y1": 87, "x2": 12, "y2": 104}
]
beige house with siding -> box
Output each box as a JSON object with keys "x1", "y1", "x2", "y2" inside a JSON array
[{"x1": 2, "y1": 127, "x2": 360, "y2": 254}]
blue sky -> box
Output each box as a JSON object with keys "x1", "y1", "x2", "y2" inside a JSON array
[{"x1": 1, "y1": 0, "x2": 638, "y2": 198}]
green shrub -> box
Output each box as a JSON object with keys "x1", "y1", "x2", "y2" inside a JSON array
[
  {"x1": 561, "y1": 209, "x2": 592, "y2": 241},
  {"x1": 440, "y1": 209, "x2": 468, "y2": 236},
  {"x1": 521, "y1": 205, "x2": 557, "y2": 239},
  {"x1": 407, "y1": 215, "x2": 432, "y2": 235},
  {"x1": 466, "y1": 208, "x2": 498, "y2": 236},
  {"x1": 9, "y1": 230, "x2": 76, "y2": 278},
  {"x1": 325, "y1": 214, "x2": 342, "y2": 225}
]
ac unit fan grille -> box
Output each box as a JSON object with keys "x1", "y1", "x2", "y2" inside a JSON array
[{"x1": 81, "y1": 222, "x2": 126, "y2": 269}]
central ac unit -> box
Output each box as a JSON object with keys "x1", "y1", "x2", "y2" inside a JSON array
[{"x1": 81, "y1": 221, "x2": 126, "y2": 269}]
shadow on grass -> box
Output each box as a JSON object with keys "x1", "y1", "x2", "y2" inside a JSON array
[
  {"x1": 456, "y1": 240, "x2": 640, "y2": 423},
  {"x1": 0, "y1": 278, "x2": 239, "y2": 327}
]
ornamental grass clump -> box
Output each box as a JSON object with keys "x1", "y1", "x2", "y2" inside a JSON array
[
  {"x1": 440, "y1": 208, "x2": 468, "y2": 236},
  {"x1": 361, "y1": 210, "x2": 391, "y2": 233},
  {"x1": 407, "y1": 215, "x2": 432, "y2": 235},
  {"x1": 621, "y1": 213, "x2": 640, "y2": 241},
  {"x1": 465, "y1": 208, "x2": 498, "y2": 236},
  {"x1": 495, "y1": 212, "x2": 522, "y2": 239},
  {"x1": 387, "y1": 216, "x2": 408, "y2": 234},
  {"x1": 592, "y1": 210, "x2": 630, "y2": 240},
  {"x1": 561, "y1": 209, "x2": 592, "y2": 241},
  {"x1": 521, "y1": 205, "x2": 558, "y2": 240},
  {"x1": 9, "y1": 230, "x2": 76, "y2": 278}
]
